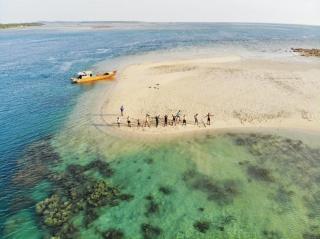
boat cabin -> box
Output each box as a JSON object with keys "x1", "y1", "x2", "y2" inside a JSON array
[{"x1": 76, "y1": 71, "x2": 93, "y2": 79}]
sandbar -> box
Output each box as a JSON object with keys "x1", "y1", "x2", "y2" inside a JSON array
[{"x1": 95, "y1": 56, "x2": 320, "y2": 138}]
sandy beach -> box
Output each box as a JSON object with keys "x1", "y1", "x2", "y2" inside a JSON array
[{"x1": 96, "y1": 55, "x2": 320, "y2": 137}]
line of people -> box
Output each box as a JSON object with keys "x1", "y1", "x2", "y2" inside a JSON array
[{"x1": 116, "y1": 106, "x2": 213, "y2": 128}]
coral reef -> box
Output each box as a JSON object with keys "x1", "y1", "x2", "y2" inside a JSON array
[
  {"x1": 231, "y1": 133, "x2": 320, "y2": 189},
  {"x1": 10, "y1": 195, "x2": 36, "y2": 212},
  {"x1": 36, "y1": 194, "x2": 72, "y2": 227},
  {"x1": 35, "y1": 158, "x2": 132, "y2": 238},
  {"x1": 231, "y1": 133, "x2": 320, "y2": 235},
  {"x1": 86, "y1": 180, "x2": 119, "y2": 207},
  {"x1": 12, "y1": 136, "x2": 59, "y2": 188}
]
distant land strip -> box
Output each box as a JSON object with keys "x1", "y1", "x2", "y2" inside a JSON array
[{"x1": 0, "y1": 22, "x2": 43, "y2": 29}]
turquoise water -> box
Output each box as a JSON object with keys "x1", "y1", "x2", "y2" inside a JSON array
[{"x1": 1, "y1": 23, "x2": 320, "y2": 238}]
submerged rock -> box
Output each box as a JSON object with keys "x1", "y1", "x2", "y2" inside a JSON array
[
  {"x1": 119, "y1": 193, "x2": 134, "y2": 201},
  {"x1": 193, "y1": 220, "x2": 210, "y2": 233},
  {"x1": 145, "y1": 199, "x2": 160, "y2": 216},
  {"x1": 144, "y1": 158, "x2": 154, "y2": 164},
  {"x1": 303, "y1": 191, "x2": 320, "y2": 220},
  {"x1": 247, "y1": 165, "x2": 274, "y2": 182},
  {"x1": 234, "y1": 137, "x2": 246, "y2": 146},
  {"x1": 198, "y1": 207, "x2": 205, "y2": 212},
  {"x1": 158, "y1": 185, "x2": 172, "y2": 195},
  {"x1": 144, "y1": 194, "x2": 154, "y2": 201},
  {"x1": 273, "y1": 186, "x2": 294, "y2": 207},
  {"x1": 183, "y1": 169, "x2": 240, "y2": 205},
  {"x1": 86, "y1": 159, "x2": 113, "y2": 177},
  {"x1": 141, "y1": 223, "x2": 162, "y2": 239},
  {"x1": 214, "y1": 215, "x2": 235, "y2": 231},
  {"x1": 66, "y1": 164, "x2": 86, "y2": 176},
  {"x1": 84, "y1": 208, "x2": 99, "y2": 227},
  {"x1": 292, "y1": 48, "x2": 320, "y2": 57},
  {"x1": 56, "y1": 223, "x2": 79, "y2": 239},
  {"x1": 303, "y1": 232, "x2": 320, "y2": 239},
  {"x1": 262, "y1": 230, "x2": 283, "y2": 239},
  {"x1": 10, "y1": 195, "x2": 36, "y2": 212},
  {"x1": 182, "y1": 169, "x2": 197, "y2": 181},
  {"x1": 103, "y1": 229, "x2": 124, "y2": 239}
]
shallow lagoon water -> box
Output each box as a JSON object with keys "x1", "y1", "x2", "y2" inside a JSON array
[
  {"x1": 2, "y1": 23, "x2": 320, "y2": 238},
  {"x1": 7, "y1": 79, "x2": 320, "y2": 238},
  {"x1": 6, "y1": 121, "x2": 320, "y2": 238}
]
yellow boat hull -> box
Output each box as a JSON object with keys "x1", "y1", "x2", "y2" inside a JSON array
[{"x1": 71, "y1": 71, "x2": 116, "y2": 84}]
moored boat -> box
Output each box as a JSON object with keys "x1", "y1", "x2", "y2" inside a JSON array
[{"x1": 71, "y1": 70, "x2": 116, "y2": 84}]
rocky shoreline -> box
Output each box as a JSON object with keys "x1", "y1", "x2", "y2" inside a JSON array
[{"x1": 292, "y1": 48, "x2": 320, "y2": 57}]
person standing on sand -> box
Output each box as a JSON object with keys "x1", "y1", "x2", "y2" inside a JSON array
[
  {"x1": 194, "y1": 113, "x2": 199, "y2": 125},
  {"x1": 145, "y1": 114, "x2": 150, "y2": 127},
  {"x1": 120, "y1": 105, "x2": 124, "y2": 116},
  {"x1": 182, "y1": 115, "x2": 187, "y2": 126},
  {"x1": 137, "y1": 119, "x2": 141, "y2": 128},
  {"x1": 155, "y1": 115, "x2": 160, "y2": 128},
  {"x1": 127, "y1": 116, "x2": 131, "y2": 127},
  {"x1": 206, "y1": 113, "x2": 213, "y2": 125},
  {"x1": 164, "y1": 115, "x2": 168, "y2": 127},
  {"x1": 117, "y1": 117, "x2": 121, "y2": 127},
  {"x1": 172, "y1": 114, "x2": 176, "y2": 126},
  {"x1": 176, "y1": 110, "x2": 181, "y2": 123}
]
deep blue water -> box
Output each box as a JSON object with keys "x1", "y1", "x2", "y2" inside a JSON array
[{"x1": 0, "y1": 23, "x2": 320, "y2": 235}]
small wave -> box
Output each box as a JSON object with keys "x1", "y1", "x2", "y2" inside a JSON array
[
  {"x1": 96, "y1": 48, "x2": 110, "y2": 54},
  {"x1": 59, "y1": 61, "x2": 73, "y2": 72}
]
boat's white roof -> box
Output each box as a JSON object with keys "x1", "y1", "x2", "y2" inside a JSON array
[{"x1": 77, "y1": 71, "x2": 93, "y2": 76}]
